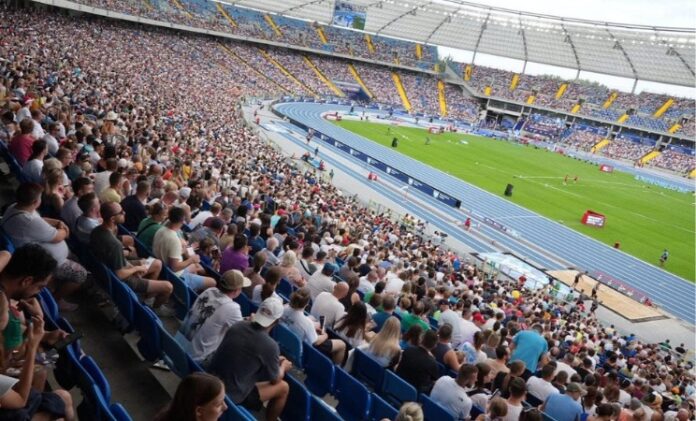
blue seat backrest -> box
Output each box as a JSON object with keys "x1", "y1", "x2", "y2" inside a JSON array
[
  {"x1": 164, "y1": 267, "x2": 192, "y2": 320},
  {"x1": 277, "y1": 277, "x2": 293, "y2": 300},
  {"x1": 159, "y1": 326, "x2": 191, "y2": 378},
  {"x1": 81, "y1": 355, "x2": 112, "y2": 403},
  {"x1": 380, "y1": 369, "x2": 417, "y2": 408},
  {"x1": 471, "y1": 404, "x2": 485, "y2": 419},
  {"x1": 281, "y1": 374, "x2": 311, "y2": 421},
  {"x1": 271, "y1": 323, "x2": 303, "y2": 368},
  {"x1": 419, "y1": 393, "x2": 456, "y2": 421},
  {"x1": 0, "y1": 227, "x2": 15, "y2": 253},
  {"x1": 526, "y1": 393, "x2": 544, "y2": 407},
  {"x1": 352, "y1": 348, "x2": 386, "y2": 391},
  {"x1": 108, "y1": 270, "x2": 137, "y2": 329},
  {"x1": 234, "y1": 292, "x2": 253, "y2": 318},
  {"x1": 220, "y1": 396, "x2": 256, "y2": 421},
  {"x1": 310, "y1": 396, "x2": 342, "y2": 421},
  {"x1": 109, "y1": 403, "x2": 134, "y2": 421},
  {"x1": 335, "y1": 367, "x2": 371, "y2": 421},
  {"x1": 302, "y1": 341, "x2": 335, "y2": 397},
  {"x1": 369, "y1": 393, "x2": 398, "y2": 421},
  {"x1": 133, "y1": 304, "x2": 163, "y2": 362}
]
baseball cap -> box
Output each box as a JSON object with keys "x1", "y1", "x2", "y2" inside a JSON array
[
  {"x1": 473, "y1": 313, "x2": 486, "y2": 324},
  {"x1": 179, "y1": 187, "x2": 192, "y2": 199},
  {"x1": 566, "y1": 383, "x2": 586, "y2": 395},
  {"x1": 322, "y1": 263, "x2": 338, "y2": 275},
  {"x1": 218, "y1": 270, "x2": 251, "y2": 292},
  {"x1": 253, "y1": 297, "x2": 284, "y2": 328}
]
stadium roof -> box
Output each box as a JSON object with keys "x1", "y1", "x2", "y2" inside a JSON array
[{"x1": 221, "y1": 0, "x2": 696, "y2": 87}]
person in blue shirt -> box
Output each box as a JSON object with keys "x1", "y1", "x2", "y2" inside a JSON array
[
  {"x1": 510, "y1": 324, "x2": 549, "y2": 378},
  {"x1": 371, "y1": 295, "x2": 396, "y2": 332},
  {"x1": 541, "y1": 382, "x2": 585, "y2": 421}
]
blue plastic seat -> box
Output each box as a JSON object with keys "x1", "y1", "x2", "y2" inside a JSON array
[
  {"x1": 54, "y1": 341, "x2": 81, "y2": 390},
  {"x1": 133, "y1": 304, "x2": 163, "y2": 362},
  {"x1": 471, "y1": 404, "x2": 485, "y2": 419},
  {"x1": 0, "y1": 227, "x2": 15, "y2": 253},
  {"x1": 352, "y1": 348, "x2": 385, "y2": 391},
  {"x1": 281, "y1": 374, "x2": 311, "y2": 421},
  {"x1": 234, "y1": 292, "x2": 254, "y2": 318},
  {"x1": 277, "y1": 277, "x2": 293, "y2": 301},
  {"x1": 77, "y1": 384, "x2": 117, "y2": 421},
  {"x1": 380, "y1": 370, "x2": 417, "y2": 408},
  {"x1": 220, "y1": 396, "x2": 256, "y2": 421},
  {"x1": 109, "y1": 403, "x2": 134, "y2": 421},
  {"x1": 163, "y1": 267, "x2": 193, "y2": 320},
  {"x1": 419, "y1": 393, "x2": 456, "y2": 421},
  {"x1": 369, "y1": 393, "x2": 398, "y2": 421},
  {"x1": 81, "y1": 356, "x2": 112, "y2": 403},
  {"x1": 334, "y1": 367, "x2": 371, "y2": 421},
  {"x1": 38, "y1": 288, "x2": 59, "y2": 330},
  {"x1": 133, "y1": 235, "x2": 153, "y2": 259},
  {"x1": 108, "y1": 270, "x2": 137, "y2": 331},
  {"x1": 526, "y1": 393, "x2": 544, "y2": 407},
  {"x1": 310, "y1": 396, "x2": 342, "y2": 421},
  {"x1": 302, "y1": 341, "x2": 335, "y2": 397},
  {"x1": 160, "y1": 326, "x2": 191, "y2": 378},
  {"x1": 272, "y1": 323, "x2": 303, "y2": 367}
]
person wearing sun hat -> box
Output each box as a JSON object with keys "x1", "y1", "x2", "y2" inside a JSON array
[
  {"x1": 208, "y1": 297, "x2": 291, "y2": 421},
  {"x1": 177, "y1": 270, "x2": 251, "y2": 363}
]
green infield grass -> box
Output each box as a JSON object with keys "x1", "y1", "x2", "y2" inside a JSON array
[{"x1": 333, "y1": 119, "x2": 695, "y2": 281}]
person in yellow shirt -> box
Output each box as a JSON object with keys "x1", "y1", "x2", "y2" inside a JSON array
[{"x1": 99, "y1": 172, "x2": 123, "y2": 204}]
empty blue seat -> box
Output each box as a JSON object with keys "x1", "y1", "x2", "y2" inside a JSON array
[
  {"x1": 334, "y1": 367, "x2": 371, "y2": 421},
  {"x1": 310, "y1": 396, "x2": 342, "y2": 421},
  {"x1": 419, "y1": 393, "x2": 456, "y2": 421},
  {"x1": 81, "y1": 356, "x2": 112, "y2": 403},
  {"x1": 302, "y1": 341, "x2": 335, "y2": 397},
  {"x1": 380, "y1": 370, "x2": 417, "y2": 408},
  {"x1": 220, "y1": 396, "x2": 256, "y2": 421},
  {"x1": 272, "y1": 323, "x2": 303, "y2": 367},
  {"x1": 109, "y1": 403, "x2": 134, "y2": 421},
  {"x1": 352, "y1": 348, "x2": 385, "y2": 391},
  {"x1": 133, "y1": 304, "x2": 162, "y2": 362},
  {"x1": 163, "y1": 267, "x2": 193, "y2": 320},
  {"x1": 369, "y1": 393, "x2": 398, "y2": 421},
  {"x1": 281, "y1": 374, "x2": 311, "y2": 421},
  {"x1": 160, "y1": 326, "x2": 191, "y2": 378}
]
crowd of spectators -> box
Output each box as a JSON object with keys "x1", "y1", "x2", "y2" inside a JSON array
[
  {"x1": 601, "y1": 138, "x2": 655, "y2": 162},
  {"x1": 0, "y1": 4, "x2": 695, "y2": 421},
  {"x1": 562, "y1": 129, "x2": 606, "y2": 152},
  {"x1": 650, "y1": 149, "x2": 695, "y2": 175}
]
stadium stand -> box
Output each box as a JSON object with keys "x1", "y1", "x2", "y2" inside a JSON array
[{"x1": 0, "y1": 1, "x2": 694, "y2": 421}]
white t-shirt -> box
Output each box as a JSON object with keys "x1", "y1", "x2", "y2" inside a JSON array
[
  {"x1": 310, "y1": 292, "x2": 345, "y2": 329},
  {"x1": 153, "y1": 226, "x2": 183, "y2": 275},
  {"x1": 554, "y1": 361, "x2": 577, "y2": 379},
  {"x1": 251, "y1": 284, "x2": 281, "y2": 305},
  {"x1": 307, "y1": 272, "x2": 335, "y2": 301},
  {"x1": 22, "y1": 159, "x2": 43, "y2": 184},
  {"x1": 93, "y1": 170, "x2": 112, "y2": 195},
  {"x1": 43, "y1": 133, "x2": 59, "y2": 155},
  {"x1": 358, "y1": 276, "x2": 375, "y2": 294},
  {"x1": 504, "y1": 402, "x2": 523, "y2": 421},
  {"x1": 440, "y1": 309, "x2": 464, "y2": 347},
  {"x1": 526, "y1": 376, "x2": 558, "y2": 402},
  {"x1": 459, "y1": 319, "x2": 481, "y2": 346},
  {"x1": 188, "y1": 210, "x2": 212, "y2": 230},
  {"x1": 430, "y1": 375, "x2": 472, "y2": 420},
  {"x1": 384, "y1": 274, "x2": 404, "y2": 294},
  {"x1": 181, "y1": 288, "x2": 242, "y2": 362},
  {"x1": 281, "y1": 307, "x2": 317, "y2": 344}
]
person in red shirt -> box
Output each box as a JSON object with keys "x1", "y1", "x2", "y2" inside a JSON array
[{"x1": 8, "y1": 118, "x2": 35, "y2": 166}]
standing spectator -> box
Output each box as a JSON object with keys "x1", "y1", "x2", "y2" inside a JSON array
[
  {"x1": 179, "y1": 270, "x2": 249, "y2": 363},
  {"x1": 540, "y1": 382, "x2": 585, "y2": 421},
  {"x1": 396, "y1": 330, "x2": 440, "y2": 393},
  {"x1": 510, "y1": 324, "x2": 548, "y2": 377},
  {"x1": 121, "y1": 181, "x2": 150, "y2": 232},
  {"x1": 430, "y1": 364, "x2": 479, "y2": 420},
  {"x1": 208, "y1": 297, "x2": 290, "y2": 421},
  {"x1": 310, "y1": 282, "x2": 348, "y2": 329},
  {"x1": 90, "y1": 202, "x2": 173, "y2": 313},
  {"x1": 153, "y1": 207, "x2": 215, "y2": 292},
  {"x1": 154, "y1": 373, "x2": 227, "y2": 421}
]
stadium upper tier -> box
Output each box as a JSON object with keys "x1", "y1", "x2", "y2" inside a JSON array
[{"x1": 115, "y1": 0, "x2": 696, "y2": 87}]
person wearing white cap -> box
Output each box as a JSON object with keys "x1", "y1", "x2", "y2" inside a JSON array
[
  {"x1": 177, "y1": 270, "x2": 251, "y2": 363},
  {"x1": 208, "y1": 297, "x2": 291, "y2": 421}
]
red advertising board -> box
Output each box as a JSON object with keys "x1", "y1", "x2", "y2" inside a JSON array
[
  {"x1": 581, "y1": 210, "x2": 606, "y2": 228},
  {"x1": 599, "y1": 164, "x2": 614, "y2": 173}
]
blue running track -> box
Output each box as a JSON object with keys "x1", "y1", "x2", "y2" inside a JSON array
[{"x1": 274, "y1": 102, "x2": 696, "y2": 323}]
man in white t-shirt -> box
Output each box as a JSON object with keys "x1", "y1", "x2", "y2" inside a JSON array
[
  {"x1": 152, "y1": 206, "x2": 215, "y2": 292},
  {"x1": 459, "y1": 310, "x2": 483, "y2": 346},
  {"x1": 554, "y1": 352, "x2": 578, "y2": 379},
  {"x1": 179, "y1": 270, "x2": 250, "y2": 363},
  {"x1": 526, "y1": 364, "x2": 559, "y2": 402},
  {"x1": 504, "y1": 377, "x2": 528, "y2": 421},
  {"x1": 307, "y1": 264, "x2": 337, "y2": 301},
  {"x1": 358, "y1": 270, "x2": 378, "y2": 295},
  {"x1": 384, "y1": 272, "x2": 404, "y2": 294},
  {"x1": 439, "y1": 300, "x2": 464, "y2": 348},
  {"x1": 310, "y1": 282, "x2": 348, "y2": 329},
  {"x1": 430, "y1": 364, "x2": 478, "y2": 420}
]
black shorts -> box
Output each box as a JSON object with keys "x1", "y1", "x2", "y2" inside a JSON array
[
  {"x1": 240, "y1": 385, "x2": 263, "y2": 411},
  {"x1": 124, "y1": 276, "x2": 149, "y2": 294},
  {"x1": 315, "y1": 339, "x2": 333, "y2": 356}
]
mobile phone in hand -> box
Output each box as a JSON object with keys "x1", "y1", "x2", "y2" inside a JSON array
[
  {"x1": 53, "y1": 331, "x2": 84, "y2": 351},
  {"x1": 319, "y1": 316, "x2": 326, "y2": 331}
]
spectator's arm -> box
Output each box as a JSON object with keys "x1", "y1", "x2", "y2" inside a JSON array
[
  {"x1": 51, "y1": 226, "x2": 68, "y2": 243},
  {"x1": 0, "y1": 315, "x2": 43, "y2": 409},
  {"x1": 443, "y1": 349, "x2": 461, "y2": 371},
  {"x1": 116, "y1": 264, "x2": 146, "y2": 280},
  {"x1": 168, "y1": 254, "x2": 198, "y2": 273}
]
